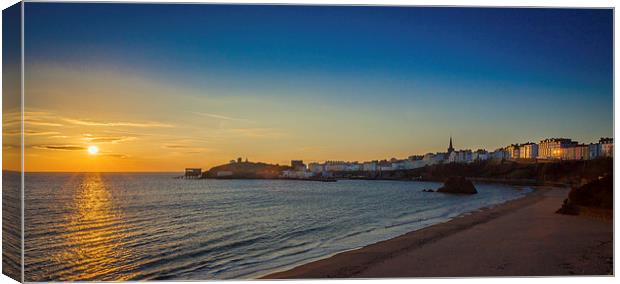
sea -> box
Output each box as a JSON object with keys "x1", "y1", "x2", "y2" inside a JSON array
[{"x1": 19, "y1": 172, "x2": 531, "y2": 281}]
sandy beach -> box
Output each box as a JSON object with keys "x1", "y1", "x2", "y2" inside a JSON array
[{"x1": 263, "y1": 187, "x2": 613, "y2": 278}]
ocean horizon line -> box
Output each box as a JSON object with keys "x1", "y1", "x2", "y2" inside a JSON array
[{"x1": 5, "y1": 170, "x2": 184, "y2": 174}]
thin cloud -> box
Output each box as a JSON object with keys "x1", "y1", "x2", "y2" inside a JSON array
[
  {"x1": 192, "y1": 112, "x2": 255, "y2": 123},
  {"x1": 32, "y1": 145, "x2": 86, "y2": 151},
  {"x1": 162, "y1": 144, "x2": 213, "y2": 154},
  {"x1": 23, "y1": 111, "x2": 53, "y2": 118},
  {"x1": 3, "y1": 111, "x2": 65, "y2": 127},
  {"x1": 25, "y1": 131, "x2": 61, "y2": 136},
  {"x1": 26, "y1": 121, "x2": 64, "y2": 127},
  {"x1": 31, "y1": 144, "x2": 129, "y2": 158},
  {"x1": 6, "y1": 110, "x2": 171, "y2": 129},
  {"x1": 64, "y1": 118, "x2": 173, "y2": 128},
  {"x1": 101, "y1": 153, "x2": 130, "y2": 159},
  {"x1": 82, "y1": 134, "x2": 137, "y2": 144},
  {"x1": 4, "y1": 130, "x2": 61, "y2": 137},
  {"x1": 163, "y1": 144, "x2": 192, "y2": 149}
]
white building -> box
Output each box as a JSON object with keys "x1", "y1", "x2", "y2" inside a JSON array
[
  {"x1": 447, "y1": 150, "x2": 473, "y2": 163},
  {"x1": 377, "y1": 160, "x2": 394, "y2": 171},
  {"x1": 401, "y1": 159, "x2": 425, "y2": 169},
  {"x1": 519, "y1": 143, "x2": 538, "y2": 159},
  {"x1": 281, "y1": 170, "x2": 314, "y2": 179},
  {"x1": 345, "y1": 163, "x2": 362, "y2": 172},
  {"x1": 324, "y1": 161, "x2": 346, "y2": 172},
  {"x1": 362, "y1": 161, "x2": 378, "y2": 172},
  {"x1": 588, "y1": 143, "x2": 601, "y2": 159},
  {"x1": 600, "y1": 138, "x2": 613, "y2": 157},
  {"x1": 423, "y1": 152, "x2": 446, "y2": 165},
  {"x1": 537, "y1": 138, "x2": 574, "y2": 159},
  {"x1": 447, "y1": 151, "x2": 458, "y2": 163},
  {"x1": 490, "y1": 148, "x2": 507, "y2": 160},
  {"x1": 308, "y1": 162, "x2": 324, "y2": 173},
  {"x1": 390, "y1": 160, "x2": 405, "y2": 170},
  {"x1": 472, "y1": 149, "x2": 489, "y2": 161},
  {"x1": 505, "y1": 144, "x2": 520, "y2": 159},
  {"x1": 411, "y1": 159, "x2": 427, "y2": 169}
]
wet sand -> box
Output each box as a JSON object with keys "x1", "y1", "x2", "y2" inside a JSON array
[{"x1": 263, "y1": 187, "x2": 613, "y2": 278}]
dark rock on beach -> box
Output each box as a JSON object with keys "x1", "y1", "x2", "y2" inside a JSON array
[
  {"x1": 568, "y1": 174, "x2": 613, "y2": 209},
  {"x1": 557, "y1": 174, "x2": 612, "y2": 218},
  {"x1": 437, "y1": 176, "x2": 478, "y2": 194}
]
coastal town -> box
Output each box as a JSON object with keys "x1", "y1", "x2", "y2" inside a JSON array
[{"x1": 186, "y1": 136, "x2": 614, "y2": 180}]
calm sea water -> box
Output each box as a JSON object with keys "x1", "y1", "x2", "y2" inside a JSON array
[{"x1": 23, "y1": 173, "x2": 530, "y2": 281}]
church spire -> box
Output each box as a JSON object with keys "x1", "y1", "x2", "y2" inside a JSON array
[{"x1": 448, "y1": 136, "x2": 454, "y2": 153}]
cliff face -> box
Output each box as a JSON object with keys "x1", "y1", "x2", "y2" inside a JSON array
[{"x1": 204, "y1": 162, "x2": 291, "y2": 179}]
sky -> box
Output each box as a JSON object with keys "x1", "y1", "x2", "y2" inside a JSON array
[
  {"x1": 10, "y1": 4, "x2": 614, "y2": 172},
  {"x1": 3, "y1": 2, "x2": 21, "y2": 171}
]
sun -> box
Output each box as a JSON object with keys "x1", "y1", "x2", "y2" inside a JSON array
[{"x1": 87, "y1": 146, "x2": 99, "y2": 155}]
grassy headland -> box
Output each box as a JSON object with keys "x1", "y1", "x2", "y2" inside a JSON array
[{"x1": 202, "y1": 161, "x2": 291, "y2": 179}]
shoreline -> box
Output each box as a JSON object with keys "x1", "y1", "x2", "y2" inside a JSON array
[
  {"x1": 198, "y1": 176, "x2": 557, "y2": 186},
  {"x1": 262, "y1": 186, "x2": 612, "y2": 278}
]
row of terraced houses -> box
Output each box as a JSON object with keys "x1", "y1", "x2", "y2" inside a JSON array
[{"x1": 281, "y1": 137, "x2": 613, "y2": 177}]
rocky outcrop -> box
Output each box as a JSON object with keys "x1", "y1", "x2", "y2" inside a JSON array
[
  {"x1": 437, "y1": 176, "x2": 477, "y2": 194},
  {"x1": 557, "y1": 175, "x2": 612, "y2": 217}
]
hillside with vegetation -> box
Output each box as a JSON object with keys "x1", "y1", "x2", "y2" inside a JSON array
[
  {"x1": 203, "y1": 158, "x2": 612, "y2": 186},
  {"x1": 203, "y1": 161, "x2": 291, "y2": 179},
  {"x1": 370, "y1": 158, "x2": 612, "y2": 186}
]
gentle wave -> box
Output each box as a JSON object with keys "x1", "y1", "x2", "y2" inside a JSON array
[{"x1": 21, "y1": 173, "x2": 529, "y2": 280}]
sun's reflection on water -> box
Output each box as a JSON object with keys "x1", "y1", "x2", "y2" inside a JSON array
[{"x1": 52, "y1": 173, "x2": 138, "y2": 281}]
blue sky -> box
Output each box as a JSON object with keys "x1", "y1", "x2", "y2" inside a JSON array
[{"x1": 18, "y1": 4, "x2": 614, "y2": 170}]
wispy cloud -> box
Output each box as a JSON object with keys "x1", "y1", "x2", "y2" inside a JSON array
[
  {"x1": 64, "y1": 118, "x2": 173, "y2": 128},
  {"x1": 162, "y1": 144, "x2": 193, "y2": 149},
  {"x1": 4, "y1": 111, "x2": 65, "y2": 128},
  {"x1": 162, "y1": 143, "x2": 214, "y2": 154},
  {"x1": 82, "y1": 134, "x2": 137, "y2": 144},
  {"x1": 3, "y1": 120, "x2": 63, "y2": 128},
  {"x1": 5, "y1": 110, "x2": 173, "y2": 129},
  {"x1": 32, "y1": 145, "x2": 86, "y2": 151},
  {"x1": 101, "y1": 153, "x2": 130, "y2": 159},
  {"x1": 31, "y1": 143, "x2": 130, "y2": 159},
  {"x1": 192, "y1": 112, "x2": 254, "y2": 123},
  {"x1": 26, "y1": 121, "x2": 64, "y2": 127},
  {"x1": 4, "y1": 130, "x2": 61, "y2": 137}
]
